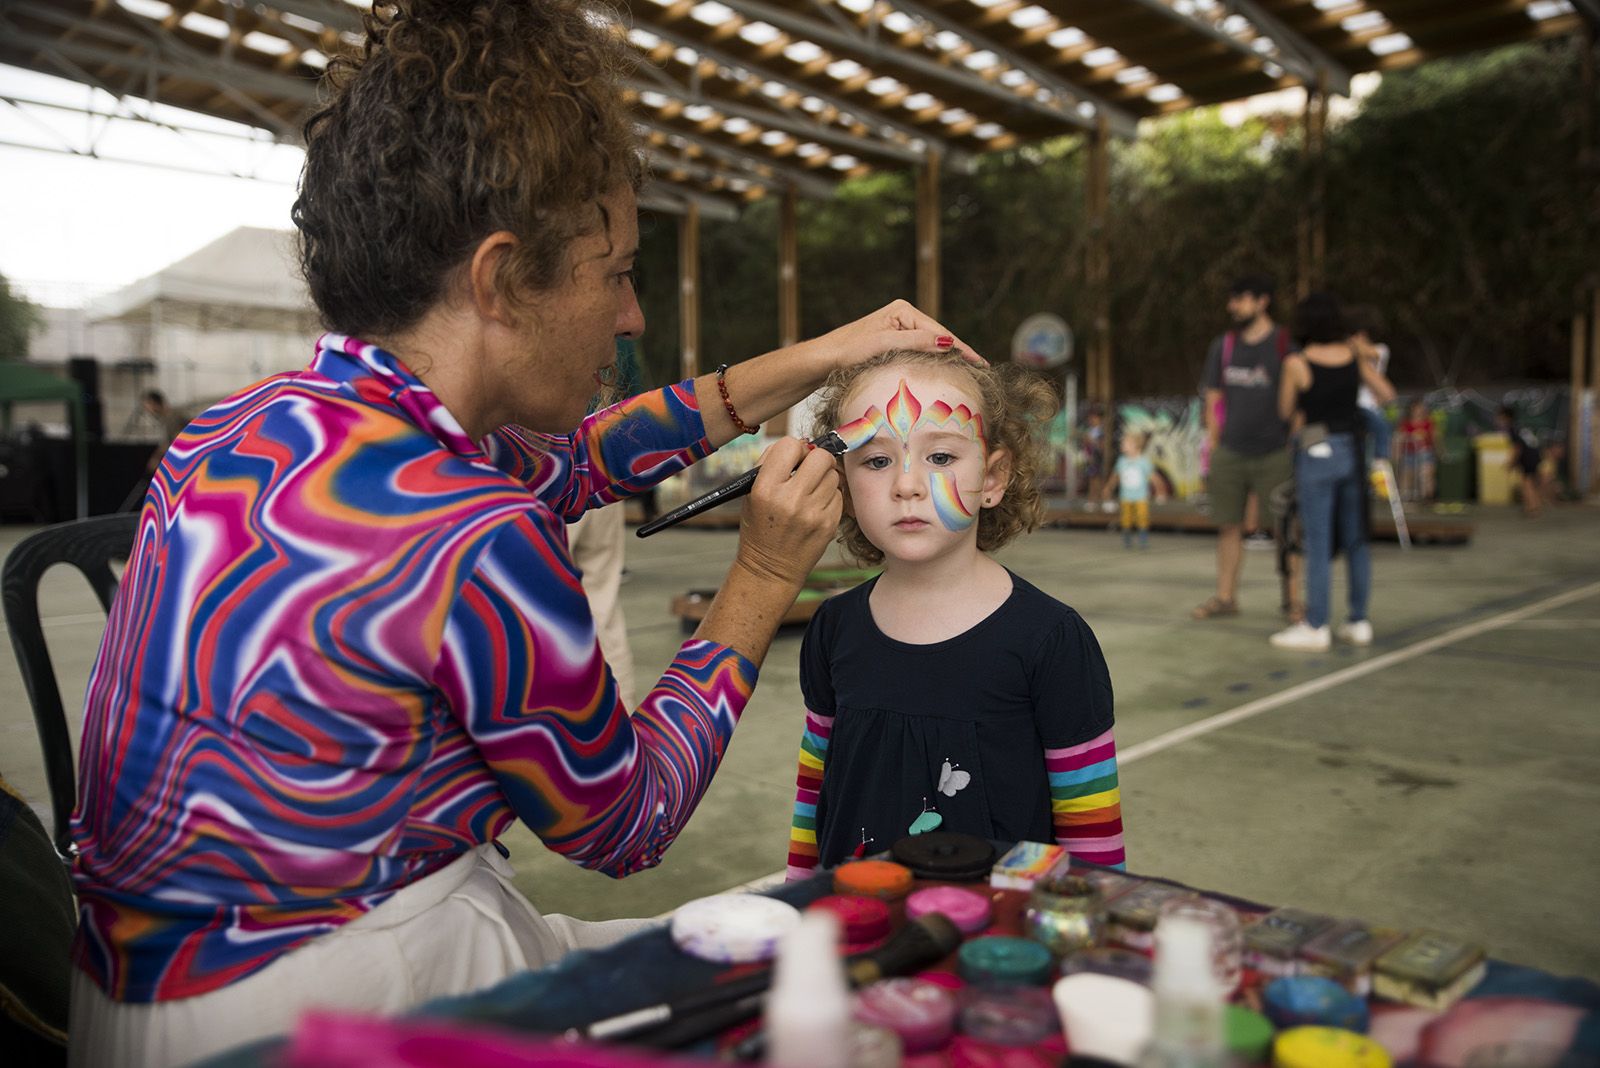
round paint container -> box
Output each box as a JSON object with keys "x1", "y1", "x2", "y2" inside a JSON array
[
  {"x1": 808, "y1": 894, "x2": 893, "y2": 954},
  {"x1": 854, "y1": 978, "x2": 958, "y2": 1053},
  {"x1": 906, "y1": 886, "x2": 994, "y2": 935},
  {"x1": 1058, "y1": 947, "x2": 1153, "y2": 986},
  {"x1": 891, "y1": 832, "x2": 997, "y2": 882},
  {"x1": 958, "y1": 984, "x2": 1059, "y2": 1046},
  {"x1": 1273, "y1": 1026, "x2": 1391, "y2": 1068},
  {"x1": 1264, "y1": 976, "x2": 1371, "y2": 1034},
  {"x1": 1226, "y1": 1005, "x2": 1276, "y2": 1064},
  {"x1": 957, "y1": 936, "x2": 1054, "y2": 987},
  {"x1": 834, "y1": 860, "x2": 915, "y2": 901},
  {"x1": 669, "y1": 894, "x2": 800, "y2": 964}
]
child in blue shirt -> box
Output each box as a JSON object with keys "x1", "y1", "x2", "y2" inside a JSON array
[{"x1": 1103, "y1": 432, "x2": 1155, "y2": 549}]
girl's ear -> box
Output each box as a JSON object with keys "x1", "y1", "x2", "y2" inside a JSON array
[{"x1": 982, "y1": 447, "x2": 1012, "y2": 508}]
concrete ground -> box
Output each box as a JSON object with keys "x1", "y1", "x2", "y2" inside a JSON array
[{"x1": 4, "y1": 502, "x2": 1597, "y2": 979}]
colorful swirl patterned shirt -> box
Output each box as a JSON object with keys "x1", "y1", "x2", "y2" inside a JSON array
[
  {"x1": 785, "y1": 572, "x2": 1125, "y2": 878},
  {"x1": 71, "y1": 335, "x2": 757, "y2": 1003}
]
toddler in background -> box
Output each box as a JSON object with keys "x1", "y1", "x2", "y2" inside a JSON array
[
  {"x1": 786, "y1": 349, "x2": 1125, "y2": 880},
  {"x1": 1395, "y1": 399, "x2": 1436, "y2": 501},
  {"x1": 1103, "y1": 432, "x2": 1155, "y2": 549}
]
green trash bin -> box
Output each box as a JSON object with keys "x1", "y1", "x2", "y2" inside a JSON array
[{"x1": 1435, "y1": 436, "x2": 1472, "y2": 502}]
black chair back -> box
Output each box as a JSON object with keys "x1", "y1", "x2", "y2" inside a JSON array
[{"x1": 1, "y1": 514, "x2": 139, "y2": 862}]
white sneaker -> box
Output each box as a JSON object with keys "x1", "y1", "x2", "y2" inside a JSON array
[
  {"x1": 1336, "y1": 620, "x2": 1373, "y2": 646},
  {"x1": 1270, "y1": 622, "x2": 1331, "y2": 651}
]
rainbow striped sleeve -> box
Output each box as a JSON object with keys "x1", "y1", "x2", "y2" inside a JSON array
[
  {"x1": 438, "y1": 510, "x2": 756, "y2": 877},
  {"x1": 1046, "y1": 727, "x2": 1125, "y2": 870},
  {"x1": 786, "y1": 708, "x2": 833, "y2": 881},
  {"x1": 486, "y1": 381, "x2": 713, "y2": 515}
]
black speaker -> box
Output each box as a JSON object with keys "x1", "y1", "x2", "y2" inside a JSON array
[{"x1": 67, "y1": 355, "x2": 104, "y2": 442}]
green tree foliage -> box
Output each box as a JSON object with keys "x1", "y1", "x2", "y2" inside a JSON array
[
  {"x1": 0, "y1": 272, "x2": 40, "y2": 361},
  {"x1": 636, "y1": 39, "x2": 1589, "y2": 396}
]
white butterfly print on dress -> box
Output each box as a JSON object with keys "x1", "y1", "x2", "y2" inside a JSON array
[{"x1": 937, "y1": 760, "x2": 971, "y2": 797}]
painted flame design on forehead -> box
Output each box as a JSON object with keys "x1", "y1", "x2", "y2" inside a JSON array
[{"x1": 885, "y1": 379, "x2": 922, "y2": 441}]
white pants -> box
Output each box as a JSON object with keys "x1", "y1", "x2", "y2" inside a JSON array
[
  {"x1": 69, "y1": 845, "x2": 657, "y2": 1068},
  {"x1": 566, "y1": 503, "x2": 637, "y2": 709}
]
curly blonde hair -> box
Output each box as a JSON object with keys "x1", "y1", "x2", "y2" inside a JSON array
[
  {"x1": 810, "y1": 349, "x2": 1059, "y2": 565},
  {"x1": 294, "y1": 0, "x2": 641, "y2": 338}
]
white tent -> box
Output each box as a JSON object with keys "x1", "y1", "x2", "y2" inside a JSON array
[
  {"x1": 88, "y1": 226, "x2": 318, "y2": 331},
  {"x1": 85, "y1": 227, "x2": 322, "y2": 409}
]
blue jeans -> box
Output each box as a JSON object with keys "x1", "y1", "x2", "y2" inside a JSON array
[
  {"x1": 1296, "y1": 433, "x2": 1370, "y2": 629},
  {"x1": 1360, "y1": 406, "x2": 1390, "y2": 464}
]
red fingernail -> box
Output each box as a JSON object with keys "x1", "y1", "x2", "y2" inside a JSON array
[
  {"x1": 935, "y1": 335, "x2": 954, "y2": 348},
  {"x1": 807, "y1": 442, "x2": 817, "y2": 450}
]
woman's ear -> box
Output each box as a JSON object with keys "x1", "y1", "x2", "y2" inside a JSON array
[
  {"x1": 981, "y1": 447, "x2": 1012, "y2": 508},
  {"x1": 468, "y1": 231, "x2": 521, "y2": 326}
]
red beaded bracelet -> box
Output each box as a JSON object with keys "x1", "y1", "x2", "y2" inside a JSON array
[{"x1": 715, "y1": 364, "x2": 760, "y2": 436}]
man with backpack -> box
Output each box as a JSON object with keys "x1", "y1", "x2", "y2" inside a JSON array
[{"x1": 1194, "y1": 274, "x2": 1300, "y2": 621}]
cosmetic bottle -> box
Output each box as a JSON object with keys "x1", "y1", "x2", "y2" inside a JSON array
[
  {"x1": 766, "y1": 911, "x2": 851, "y2": 1068},
  {"x1": 1137, "y1": 915, "x2": 1227, "y2": 1068}
]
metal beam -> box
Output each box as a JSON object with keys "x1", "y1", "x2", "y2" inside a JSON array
[
  {"x1": 1570, "y1": 0, "x2": 1600, "y2": 31},
  {"x1": 879, "y1": 0, "x2": 1141, "y2": 138},
  {"x1": 254, "y1": 0, "x2": 363, "y2": 34},
  {"x1": 1114, "y1": 0, "x2": 1314, "y2": 88},
  {"x1": 639, "y1": 179, "x2": 742, "y2": 222},
  {"x1": 629, "y1": 13, "x2": 948, "y2": 153},
  {"x1": 624, "y1": 77, "x2": 930, "y2": 166},
  {"x1": 1226, "y1": 0, "x2": 1352, "y2": 95},
  {"x1": 714, "y1": 0, "x2": 1118, "y2": 135},
  {"x1": 637, "y1": 118, "x2": 841, "y2": 200},
  {"x1": 2, "y1": 21, "x2": 317, "y2": 107}
]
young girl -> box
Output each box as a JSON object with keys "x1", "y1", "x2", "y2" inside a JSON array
[
  {"x1": 786, "y1": 349, "x2": 1126, "y2": 879},
  {"x1": 1395, "y1": 399, "x2": 1436, "y2": 501}
]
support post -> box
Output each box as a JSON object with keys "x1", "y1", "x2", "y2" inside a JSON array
[
  {"x1": 1085, "y1": 117, "x2": 1113, "y2": 464},
  {"x1": 678, "y1": 202, "x2": 701, "y2": 382},
  {"x1": 916, "y1": 148, "x2": 941, "y2": 320},
  {"x1": 1297, "y1": 73, "x2": 1329, "y2": 300},
  {"x1": 1572, "y1": 308, "x2": 1589, "y2": 496},
  {"x1": 772, "y1": 185, "x2": 801, "y2": 436}
]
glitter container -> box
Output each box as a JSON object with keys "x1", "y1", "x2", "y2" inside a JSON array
[
  {"x1": 957, "y1": 984, "x2": 1059, "y2": 1046},
  {"x1": 853, "y1": 978, "x2": 958, "y2": 1053},
  {"x1": 1023, "y1": 874, "x2": 1105, "y2": 956}
]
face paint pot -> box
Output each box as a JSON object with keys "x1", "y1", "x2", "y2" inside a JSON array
[
  {"x1": 957, "y1": 985, "x2": 1059, "y2": 1046},
  {"x1": 958, "y1": 937, "x2": 1055, "y2": 987},
  {"x1": 670, "y1": 894, "x2": 802, "y2": 964},
  {"x1": 890, "y1": 832, "x2": 997, "y2": 882},
  {"x1": 834, "y1": 860, "x2": 915, "y2": 902},
  {"x1": 906, "y1": 886, "x2": 994, "y2": 936},
  {"x1": 1023, "y1": 874, "x2": 1105, "y2": 957},
  {"x1": 809, "y1": 894, "x2": 893, "y2": 954},
  {"x1": 853, "y1": 978, "x2": 958, "y2": 1053}
]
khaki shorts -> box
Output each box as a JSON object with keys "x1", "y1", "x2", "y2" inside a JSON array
[{"x1": 1208, "y1": 444, "x2": 1292, "y2": 527}]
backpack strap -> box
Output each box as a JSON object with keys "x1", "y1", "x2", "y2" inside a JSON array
[
  {"x1": 1276, "y1": 325, "x2": 1290, "y2": 360},
  {"x1": 1221, "y1": 331, "x2": 1236, "y2": 371}
]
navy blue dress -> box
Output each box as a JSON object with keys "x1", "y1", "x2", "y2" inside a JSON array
[{"x1": 802, "y1": 571, "x2": 1114, "y2": 868}]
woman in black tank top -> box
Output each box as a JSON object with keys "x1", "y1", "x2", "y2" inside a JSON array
[{"x1": 1270, "y1": 293, "x2": 1395, "y2": 652}]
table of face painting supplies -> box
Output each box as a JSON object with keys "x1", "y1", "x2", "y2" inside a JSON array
[{"x1": 202, "y1": 834, "x2": 1599, "y2": 1068}]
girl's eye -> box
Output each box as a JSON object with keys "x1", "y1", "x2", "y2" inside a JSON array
[
  {"x1": 862, "y1": 455, "x2": 892, "y2": 471},
  {"x1": 928, "y1": 452, "x2": 957, "y2": 466}
]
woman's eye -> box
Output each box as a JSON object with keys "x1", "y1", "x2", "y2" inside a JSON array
[{"x1": 616, "y1": 267, "x2": 638, "y2": 288}]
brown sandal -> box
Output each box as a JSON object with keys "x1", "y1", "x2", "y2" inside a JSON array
[{"x1": 1192, "y1": 596, "x2": 1239, "y2": 620}]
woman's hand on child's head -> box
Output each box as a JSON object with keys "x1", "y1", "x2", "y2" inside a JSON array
[
  {"x1": 817, "y1": 300, "x2": 987, "y2": 369},
  {"x1": 734, "y1": 436, "x2": 844, "y2": 589}
]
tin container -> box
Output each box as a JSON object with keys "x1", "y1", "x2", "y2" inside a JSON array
[{"x1": 1023, "y1": 873, "x2": 1104, "y2": 956}]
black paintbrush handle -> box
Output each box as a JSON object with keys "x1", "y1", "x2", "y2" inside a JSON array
[{"x1": 636, "y1": 466, "x2": 759, "y2": 537}]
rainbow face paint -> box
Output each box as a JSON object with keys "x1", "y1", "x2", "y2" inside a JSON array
[
  {"x1": 837, "y1": 374, "x2": 992, "y2": 544},
  {"x1": 930, "y1": 470, "x2": 977, "y2": 531}
]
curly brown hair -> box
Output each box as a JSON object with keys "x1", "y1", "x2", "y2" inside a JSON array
[
  {"x1": 292, "y1": 0, "x2": 642, "y2": 339},
  {"x1": 810, "y1": 349, "x2": 1059, "y2": 565}
]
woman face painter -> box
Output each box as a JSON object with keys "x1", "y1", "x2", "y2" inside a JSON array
[{"x1": 66, "y1": 3, "x2": 970, "y2": 1064}]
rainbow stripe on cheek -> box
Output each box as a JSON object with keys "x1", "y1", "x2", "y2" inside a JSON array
[{"x1": 930, "y1": 471, "x2": 977, "y2": 531}]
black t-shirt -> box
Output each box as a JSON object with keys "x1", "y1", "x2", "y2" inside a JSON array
[
  {"x1": 1202, "y1": 327, "x2": 1295, "y2": 456},
  {"x1": 800, "y1": 570, "x2": 1114, "y2": 868}
]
